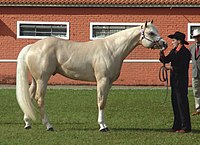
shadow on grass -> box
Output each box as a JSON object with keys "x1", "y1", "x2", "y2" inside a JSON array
[
  {"x1": 53, "y1": 122, "x2": 87, "y2": 125},
  {"x1": 112, "y1": 128, "x2": 200, "y2": 134},
  {"x1": 0, "y1": 122, "x2": 24, "y2": 125},
  {"x1": 61, "y1": 127, "x2": 200, "y2": 134},
  {"x1": 2, "y1": 121, "x2": 200, "y2": 134}
]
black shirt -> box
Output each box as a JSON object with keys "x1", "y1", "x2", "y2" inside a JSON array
[{"x1": 159, "y1": 46, "x2": 191, "y2": 79}]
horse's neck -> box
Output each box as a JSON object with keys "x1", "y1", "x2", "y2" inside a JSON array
[{"x1": 105, "y1": 27, "x2": 141, "y2": 60}]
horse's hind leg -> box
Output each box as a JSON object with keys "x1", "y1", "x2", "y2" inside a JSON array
[
  {"x1": 23, "y1": 78, "x2": 36, "y2": 129},
  {"x1": 97, "y1": 77, "x2": 112, "y2": 132},
  {"x1": 35, "y1": 79, "x2": 53, "y2": 131}
]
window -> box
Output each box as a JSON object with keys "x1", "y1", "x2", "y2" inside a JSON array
[
  {"x1": 188, "y1": 23, "x2": 200, "y2": 41},
  {"x1": 90, "y1": 22, "x2": 143, "y2": 40},
  {"x1": 17, "y1": 21, "x2": 69, "y2": 39}
]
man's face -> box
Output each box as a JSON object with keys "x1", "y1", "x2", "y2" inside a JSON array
[
  {"x1": 194, "y1": 35, "x2": 200, "y2": 43},
  {"x1": 172, "y1": 39, "x2": 179, "y2": 48}
]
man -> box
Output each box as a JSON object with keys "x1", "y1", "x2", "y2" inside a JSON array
[
  {"x1": 190, "y1": 29, "x2": 200, "y2": 116},
  {"x1": 159, "y1": 31, "x2": 191, "y2": 133}
]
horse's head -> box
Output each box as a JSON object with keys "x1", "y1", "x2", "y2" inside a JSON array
[{"x1": 139, "y1": 21, "x2": 168, "y2": 51}]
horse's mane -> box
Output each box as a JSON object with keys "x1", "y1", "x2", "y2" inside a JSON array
[{"x1": 104, "y1": 25, "x2": 141, "y2": 39}]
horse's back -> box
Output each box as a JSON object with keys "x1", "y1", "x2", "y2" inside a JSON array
[{"x1": 30, "y1": 37, "x2": 96, "y2": 56}]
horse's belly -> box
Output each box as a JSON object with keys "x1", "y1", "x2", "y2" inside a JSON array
[{"x1": 59, "y1": 69, "x2": 96, "y2": 82}]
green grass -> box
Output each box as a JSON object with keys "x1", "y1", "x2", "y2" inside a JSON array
[{"x1": 0, "y1": 88, "x2": 200, "y2": 145}]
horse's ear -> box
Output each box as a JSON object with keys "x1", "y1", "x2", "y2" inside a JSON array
[
  {"x1": 145, "y1": 21, "x2": 148, "y2": 28},
  {"x1": 151, "y1": 20, "x2": 154, "y2": 23}
]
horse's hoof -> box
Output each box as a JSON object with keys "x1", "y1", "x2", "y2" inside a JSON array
[
  {"x1": 24, "y1": 126, "x2": 31, "y2": 129},
  {"x1": 105, "y1": 127, "x2": 109, "y2": 131},
  {"x1": 100, "y1": 127, "x2": 109, "y2": 132},
  {"x1": 47, "y1": 127, "x2": 54, "y2": 131}
]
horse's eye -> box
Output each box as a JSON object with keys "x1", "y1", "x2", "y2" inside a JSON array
[{"x1": 149, "y1": 32, "x2": 155, "y2": 36}]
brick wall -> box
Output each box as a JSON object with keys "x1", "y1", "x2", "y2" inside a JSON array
[{"x1": 0, "y1": 7, "x2": 199, "y2": 86}]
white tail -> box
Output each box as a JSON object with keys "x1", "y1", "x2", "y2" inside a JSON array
[{"x1": 16, "y1": 45, "x2": 36, "y2": 121}]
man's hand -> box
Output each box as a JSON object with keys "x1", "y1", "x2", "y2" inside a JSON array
[{"x1": 165, "y1": 66, "x2": 173, "y2": 71}]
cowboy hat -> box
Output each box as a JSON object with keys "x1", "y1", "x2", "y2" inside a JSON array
[
  {"x1": 193, "y1": 29, "x2": 200, "y2": 38},
  {"x1": 168, "y1": 31, "x2": 189, "y2": 45}
]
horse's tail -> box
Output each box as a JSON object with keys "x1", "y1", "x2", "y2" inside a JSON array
[{"x1": 16, "y1": 44, "x2": 36, "y2": 121}]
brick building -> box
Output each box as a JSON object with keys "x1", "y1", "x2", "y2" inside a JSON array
[{"x1": 0, "y1": 0, "x2": 200, "y2": 86}]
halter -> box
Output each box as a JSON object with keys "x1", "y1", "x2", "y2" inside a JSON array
[{"x1": 140, "y1": 28, "x2": 163, "y2": 49}]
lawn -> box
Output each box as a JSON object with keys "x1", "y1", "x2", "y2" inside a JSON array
[{"x1": 0, "y1": 87, "x2": 200, "y2": 145}]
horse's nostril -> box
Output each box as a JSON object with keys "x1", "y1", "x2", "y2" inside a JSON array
[
  {"x1": 166, "y1": 43, "x2": 168, "y2": 48},
  {"x1": 163, "y1": 42, "x2": 168, "y2": 48}
]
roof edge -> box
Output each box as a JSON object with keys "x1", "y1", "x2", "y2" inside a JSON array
[{"x1": 0, "y1": 4, "x2": 199, "y2": 8}]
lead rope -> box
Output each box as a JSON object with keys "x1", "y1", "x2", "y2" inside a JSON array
[{"x1": 159, "y1": 63, "x2": 169, "y2": 103}]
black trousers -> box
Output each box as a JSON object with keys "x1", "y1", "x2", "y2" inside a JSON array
[{"x1": 170, "y1": 76, "x2": 191, "y2": 131}]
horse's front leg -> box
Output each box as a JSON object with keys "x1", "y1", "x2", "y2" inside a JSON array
[{"x1": 97, "y1": 77, "x2": 112, "y2": 132}]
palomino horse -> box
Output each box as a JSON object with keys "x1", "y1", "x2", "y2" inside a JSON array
[{"x1": 16, "y1": 21, "x2": 167, "y2": 131}]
